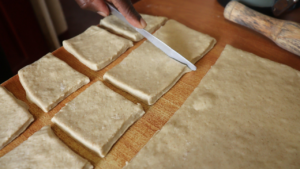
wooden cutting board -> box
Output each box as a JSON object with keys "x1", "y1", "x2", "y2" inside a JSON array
[{"x1": 1, "y1": 0, "x2": 300, "y2": 168}]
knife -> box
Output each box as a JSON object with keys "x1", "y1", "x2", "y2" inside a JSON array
[{"x1": 107, "y1": 3, "x2": 197, "y2": 71}]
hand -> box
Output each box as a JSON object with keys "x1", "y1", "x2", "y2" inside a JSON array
[{"x1": 75, "y1": 0, "x2": 147, "y2": 29}]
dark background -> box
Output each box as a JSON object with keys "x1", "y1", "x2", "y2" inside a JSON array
[{"x1": 0, "y1": 0, "x2": 139, "y2": 83}]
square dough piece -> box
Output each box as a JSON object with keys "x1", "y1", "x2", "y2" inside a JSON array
[
  {"x1": 63, "y1": 26, "x2": 133, "y2": 71},
  {"x1": 123, "y1": 45, "x2": 300, "y2": 169},
  {"x1": 0, "y1": 126, "x2": 93, "y2": 169},
  {"x1": 0, "y1": 86, "x2": 34, "y2": 150},
  {"x1": 100, "y1": 14, "x2": 167, "y2": 42},
  {"x1": 18, "y1": 53, "x2": 90, "y2": 112},
  {"x1": 104, "y1": 19, "x2": 216, "y2": 105},
  {"x1": 52, "y1": 81, "x2": 145, "y2": 157}
]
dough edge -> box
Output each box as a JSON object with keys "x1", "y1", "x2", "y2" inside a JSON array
[
  {"x1": 0, "y1": 87, "x2": 34, "y2": 150},
  {"x1": 100, "y1": 14, "x2": 168, "y2": 42},
  {"x1": 63, "y1": 30, "x2": 134, "y2": 71},
  {"x1": 52, "y1": 103, "x2": 145, "y2": 157},
  {"x1": 18, "y1": 54, "x2": 90, "y2": 112},
  {"x1": 104, "y1": 66, "x2": 190, "y2": 105}
]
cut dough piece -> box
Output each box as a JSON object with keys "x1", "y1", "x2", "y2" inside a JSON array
[
  {"x1": 124, "y1": 45, "x2": 300, "y2": 169},
  {"x1": 0, "y1": 86, "x2": 34, "y2": 150},
  {"x1": 0, "y1": 126, "x2": 93, "y2": 169},
  {"x1": 104, "y1": 19, "x2": 216, "y2": 105},
  {"x1": 18, "y1": 53, "x2": 90, "y2": 112},
  {"x1": 52, "y1": 81, "x2": 145, "y2": 157},
  {"x1": 100, "y1": 14, "x2": 167, "y2": 42},
  {"x1": 63, "y1": 26, "x2": 133, "y2": 71}
]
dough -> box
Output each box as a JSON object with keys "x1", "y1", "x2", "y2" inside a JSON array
[
  {"x1": 100, "y1": 14, "x2": 167, "y2": 42},
  {"x1": 0, "y1": 86, "x2": 34, "y2": 150},
  {"x1": 104, "y1": 19, "x2": 216, "y2": 105},
  {"x1": 18, "y1": 53, "x2": 90, "y2": 112},
  {"x1": 123, "y1": 45, "x2": 300, "y2": 169},
  {"x1": 0, "y1": 126, "x2": 93, "y2": 169},
  {"x1": 52, "y1": 81, "x2": 145, "y2": 157},
  {"x1": 63, "y1": 26, "x2": 133, "y2": 71}
]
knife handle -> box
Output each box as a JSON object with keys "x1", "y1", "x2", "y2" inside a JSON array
[{"x1": 224, "y1": 1, "x2": 300, "y2": 57}]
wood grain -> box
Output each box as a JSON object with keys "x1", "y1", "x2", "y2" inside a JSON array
[
  {"x1": 1, "y1": 0, "x2": 300, "y2": 169},
  {"x1": 224, "y1": 1, "x2": 300, "y2": 56}
]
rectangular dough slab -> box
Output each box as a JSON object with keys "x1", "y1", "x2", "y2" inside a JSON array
[
  {"x1": 123, "y1": 45, "x2": 300, "y2": 169},
  {"x1": 18, "y1": 53, "x2": 90, "y2": 112},
  {"x1": 63, "y1": 26, "x2": 133, "y2": 71},
  {"x1": 100, "y1": 14, "x2": 167, "y2": 42},
  {"x1": 104, "y1": 19, "x2": 216, "y2": 105},
  {"x1": 0, "y1": 126, "x2": 93, "y2": 169},
  {"x1": 0, "y1": 86, "x2": 34, "y2": 150},
  {"x1": 52, "y1": 81, "x2": 145, "y2": 157}
]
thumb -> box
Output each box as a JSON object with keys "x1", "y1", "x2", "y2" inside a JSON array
[{"x1": 110, "y1": 0, "x2": 147, "y2": 29}]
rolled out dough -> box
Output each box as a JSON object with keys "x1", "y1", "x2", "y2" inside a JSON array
[
  {"x1": 124, "y1": 45, "x2": 300, "y2": 169},
  {"x1": 0, "y1": 126, "x2": 93, "y2": 169},
  {"x1": 100, "y1": 14, "x2": 167, "y2": 42},
  {"x1": 18, "y1": 53, "x2": 90, "y2": 112},
  {"x1": 52, "y1": 81, "x2": 145, "y2": 157},
  {"x1": 104, "y1": 19, "x2": 216, "y2": 105},
  {"x1": 63, "y1": 26, "x2": 133, "y2": 71},
  {"x1": 0, "y1": 86, "x2": 34, "y2": 150}
]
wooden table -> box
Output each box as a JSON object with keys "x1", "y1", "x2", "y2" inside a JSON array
[{"x1": 1, "y1": 0, "x2": 300, "y2": 168}]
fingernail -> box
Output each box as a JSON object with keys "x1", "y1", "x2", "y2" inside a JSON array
[
  {"x1": 140, "y1": 18, "x2": 147, "y2": 28},
  {"x1": 98, "y1": 11, "x2": 108, "y2": 17}
]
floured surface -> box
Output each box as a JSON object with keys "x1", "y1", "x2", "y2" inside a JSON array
[
  {"x1": 0, "y1": 86, "x2": 34, "y2": 150},
  {"x1": 100, "y1": 14, "x2": 167, "y2": 42},
  {"x1": 18, "y1": 53, "x2": 90, "y2": 112},
  {"x1": 63, "y1": 26, "x2": 133, "y2": 71},
  {"x1": 124, "y1": 45, "x2": 300, "y2": 169},
  {"x1": 0, "y1": 126, "x2": 93, "y2": 169},
  {"x1": 52, "y1": 81, "x2": 145, "y2": 157},
  {"x1": 104, "y1": 19, "x2": 216, "y2": 105}
]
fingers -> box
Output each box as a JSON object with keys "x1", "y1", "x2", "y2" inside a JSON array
[
  {"x1": 110, "y1": 0, "x2": 147, "y2": 28},
  {"x1": 75, "y1": 0, "x2": 147, "y2": 28},
  {"x1": 75, "y1": 0, "x2": 110, "y2": 16}
]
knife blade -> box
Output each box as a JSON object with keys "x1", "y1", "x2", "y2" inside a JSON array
[{"x1": 107, "y1": 3, "x2": 197, "y2": 71}]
